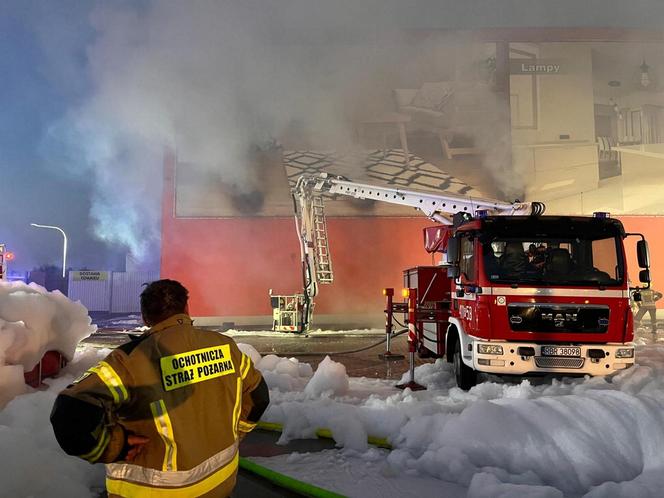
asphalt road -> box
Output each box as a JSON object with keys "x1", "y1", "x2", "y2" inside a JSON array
[{"x1": 235, "y1": 429, "x2": 337, "y2": 497}]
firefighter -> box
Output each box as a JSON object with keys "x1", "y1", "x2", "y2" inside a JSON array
[
  {"x1": 500, "y1": 241, "x2": 529, "y2": 274},
  {"x1": 634, "y1": 284, "x2": 663, "y2": 333},
  {"x1": 50, "y1": 279, "x2": 269, "y2": 497}
]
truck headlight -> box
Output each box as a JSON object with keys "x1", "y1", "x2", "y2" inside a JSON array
[
  {"x1": 477, "y1": 344, "x2": 504, "y2": 355},
  {"x1": 615, "y1": 348, "x2": 634, "y2": 359}
]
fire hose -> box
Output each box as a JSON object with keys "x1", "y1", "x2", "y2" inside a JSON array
[
  {"x1": 239, "y1": 457, "x2": 347, "y2": 498},
  {"x1": 256, "y1": 329, "x2": 407, "y2": 357},
  {"x1": 239, "y1": 421, "x2": 393, "y2": 497}
]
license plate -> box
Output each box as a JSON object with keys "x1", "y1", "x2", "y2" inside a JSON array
[{"x1": 541, "y1": 346, "x2": 581, "y2": 357}]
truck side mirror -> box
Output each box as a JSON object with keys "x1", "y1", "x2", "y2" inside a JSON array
[
  {"x1": 447, "y1": 237, "x2": 459, "y2": 264},
  {"x1": 637, "y1": 240, "x2": 650, "y2": 269},
  {"x1": 640, "y1": 269, "x2": 651, "y2": 284}
]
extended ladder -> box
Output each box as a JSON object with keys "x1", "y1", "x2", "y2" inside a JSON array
[
  {"x1": 312, "y1": 196, "x2": 333, "y2": 284},
  {"x1": 290, "y1": 172, "x2": 545, "y2": 334}
]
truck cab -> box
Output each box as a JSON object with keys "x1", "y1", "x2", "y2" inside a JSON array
[{"x1": 443, "y1": 214, "x2": 641, "y2": 388}]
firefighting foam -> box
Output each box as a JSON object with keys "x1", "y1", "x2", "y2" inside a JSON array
[
  {"x1": 5, "y1": 339, "x2": 664, "y2": 496},
  {"x1": 0, "y1": 281, "x2": 96, "y2": 408}
]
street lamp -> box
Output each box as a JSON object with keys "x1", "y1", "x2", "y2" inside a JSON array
[{"x1": 30, "y1": 223, "x2": 68, "y2": 278}]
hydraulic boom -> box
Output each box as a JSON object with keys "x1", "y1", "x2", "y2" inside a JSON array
[{"x1": 290, "y1": 173, "x2": 545, "y2": 331}]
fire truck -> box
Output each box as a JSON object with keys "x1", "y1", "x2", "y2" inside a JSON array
[{"x1": 288, "y1": 173, "x2": 649, "y2": 389}]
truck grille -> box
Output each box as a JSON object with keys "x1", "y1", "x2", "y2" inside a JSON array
[
  {"x1": 508, "y1": 304, "x2": 609, "y2": 333},
  {"x1": 535, "y1": 357, "x2": 585, "y2": 369}
]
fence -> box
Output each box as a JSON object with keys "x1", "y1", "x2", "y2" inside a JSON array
[{"x1": 68, "y1": 271, "x2": 159, "y2": 313}]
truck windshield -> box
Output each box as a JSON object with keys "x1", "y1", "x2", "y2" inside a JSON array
[{"x1": 483, "y1": 236, "x2": 623, "y2": 286}]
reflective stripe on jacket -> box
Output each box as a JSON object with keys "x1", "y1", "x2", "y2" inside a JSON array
[
  {"x1": 638, "y1": 289, "x2": 663, "y2": 308},
  {"x1": 50, "y1": 314, "x2": 268, "y2": 497}
]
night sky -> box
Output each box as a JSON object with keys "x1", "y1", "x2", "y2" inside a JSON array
[{"x1": 1, "y1": 1, "x2": 127, "y2": 272}]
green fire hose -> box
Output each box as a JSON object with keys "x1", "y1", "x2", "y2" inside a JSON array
[
  {"x1": 239, "y1": 421, "x2": 393, "y2": 496},
  {"x1": 239, "y1": 457, "x2": 347, "y2": 498}
]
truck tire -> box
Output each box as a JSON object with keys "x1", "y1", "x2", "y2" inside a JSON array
[{"x1": 453, "y1": 338, "x2": 477, "y2": 390}]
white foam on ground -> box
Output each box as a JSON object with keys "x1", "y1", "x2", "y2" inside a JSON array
[
  {"x1": 3, "y1": 316, "x2": 664, "y2": 496},
  {"x1": 250, "y1": 350, "x2": 314, "y2": 392},
  {"x1": 304, "y1": 355, "x2": 349, "y2": 398},
  {"x1": 0, "y1": 282, "x2": 96, "y2": 408},
  {"x1": 0, "y1": 349, "x2": 108, "y2": 497},
  {"x1": 258, "y1": 346, "x2": 664, "y2": 497}
]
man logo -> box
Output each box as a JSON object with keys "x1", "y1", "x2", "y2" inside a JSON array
[{"x1": 541, "y1": 311, "x2": 578, "y2": 327}]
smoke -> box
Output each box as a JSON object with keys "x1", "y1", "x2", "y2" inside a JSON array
[{"x1": 41, "y1": 1, "x2": 515, "y2": 262}]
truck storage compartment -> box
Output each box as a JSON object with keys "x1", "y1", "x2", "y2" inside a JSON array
[{"x1": 403, "y1": 266, "x2": 451, "y2": 356}]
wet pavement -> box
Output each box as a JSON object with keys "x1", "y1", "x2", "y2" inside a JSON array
[
  {"x1": 83, "y1": 326, "x2": 427, "y2": 380},
  {"x1": 235, "y1": 430, "x2": 338, "y2": 497},
  {"x1": 240, "y1": 429, "x2": 336, "y2": 458},
  {"x1": 85, "y1": 321, "x2": 662, "y2": 382},
  {"x1": 234, "y1": 469, "x2": 302, "y2": 497}
]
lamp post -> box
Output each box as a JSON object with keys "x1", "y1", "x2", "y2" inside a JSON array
[{"x1": 30, "y1": 223, "x2": 68, "y2": 278}]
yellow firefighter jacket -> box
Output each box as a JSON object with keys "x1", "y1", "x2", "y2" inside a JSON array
[
  {"x1": 637, "y1": 288, "x2": 663, "y2": 309},
  {"x1": 50, "y1": 314, "x2": 269, "y2": 497}
]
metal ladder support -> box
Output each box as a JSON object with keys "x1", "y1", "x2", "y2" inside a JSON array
[{"x1": 312, "y1": 196, "x2": 333, "y2": 284}]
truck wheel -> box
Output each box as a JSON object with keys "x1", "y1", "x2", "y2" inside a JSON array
[{"x1": 453, "y1": 338, "x2": 477, "y2": 390}]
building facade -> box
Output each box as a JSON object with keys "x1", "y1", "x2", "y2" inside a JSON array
[{"x1": 161, "y1": 22, "x2": 664, "y2": 327}]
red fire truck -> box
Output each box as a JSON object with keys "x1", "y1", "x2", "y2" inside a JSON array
[{"x1": 291, "y1": 173, "x2": 649, "y2": 389}]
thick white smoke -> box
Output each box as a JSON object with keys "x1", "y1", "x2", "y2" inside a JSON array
[{"x1": 43, "y1": 1, "x2": 515, "y2": 261}]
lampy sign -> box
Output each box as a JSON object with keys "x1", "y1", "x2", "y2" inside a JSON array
[{"x1": 510, "y1": 59, "x2": 563, "y2": 74}]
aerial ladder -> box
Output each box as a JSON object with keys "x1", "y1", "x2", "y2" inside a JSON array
[{"x1": 277, "y1": 172, "x2": 544, "y2": 333}]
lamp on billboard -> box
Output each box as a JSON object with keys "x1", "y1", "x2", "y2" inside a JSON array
[
  {"x1": 640, "y1": 59, "x2": 651, "y2": 88},
  {"x1": 30, "y1": 223, "x2": 68, "y2": 278},
  {"x1": 632, "y1": 58, "x2": 656, "y2": 91}
]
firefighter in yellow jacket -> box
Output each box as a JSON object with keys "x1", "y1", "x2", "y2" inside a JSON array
[
  {"x1": 634, "y1": 285, "x2": 663, "y2": 333},
  {"x1": 50, "y1": 279, "x2": 269, "y2": 497}
]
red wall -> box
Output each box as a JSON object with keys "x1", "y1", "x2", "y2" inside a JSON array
[
  {"x1": 619, "y1": 216, "x2": 664, "y2": 307},
  {"x1": 160, "y1": 153, "x2": 431, "y2": 318},
  {"x1": 161, "y1": 153, "x2": 664, "y2": 318}
]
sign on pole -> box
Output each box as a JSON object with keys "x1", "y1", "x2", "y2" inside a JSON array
[{"x1": 72, "y1": 271, "x2": 109, "y2": 281}]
